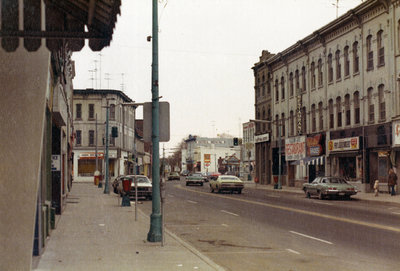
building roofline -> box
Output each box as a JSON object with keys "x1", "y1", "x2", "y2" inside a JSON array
[{"x1": 73, "y1": 88, "x2": 133, "y2": 103}]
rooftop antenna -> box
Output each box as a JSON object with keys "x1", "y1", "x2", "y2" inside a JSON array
[
  {"x1": 99, "y1": 53, "x2": 102, "y2": 89},
  {"x1": 89, "y1": 69, "x2": 95, "y2": 88},
  {"x1": 93, "y1": 59, "x2": 98, "y2": 89},
  {"x1": 332, "y1": 0, "x2": 339, "y2": 18},
  {"x1": 105, "y1": 73, "x2": 111, "y2": 89},
  {"x1": 120, "y1": 73, "x2": 125, "y2": 91}
]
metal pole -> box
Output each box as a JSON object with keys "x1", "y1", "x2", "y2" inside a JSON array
[
  {"x1": 104, "y1": 100, "x2": 110, "y2": 194},
  {"x1": 134, "y1": 177, "x2": 138, "y2": 221},
  {"x1": 95, "y1": 114, "x2": 98, "y2": 172},
  {"x1": 147, "y1": 0, "x2": 162, "y2": 242},
  {"x1": 278, "y1": 121, "x2": 282, "y2": 189}
]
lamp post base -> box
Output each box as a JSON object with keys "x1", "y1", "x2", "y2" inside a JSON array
[{"x1": 147, "y1": 213, "x2": 162, "y2": 242}]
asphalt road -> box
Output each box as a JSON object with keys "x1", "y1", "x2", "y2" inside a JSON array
[{"x1": 139, "y1": 179, "x2": 400, "y2": 271}]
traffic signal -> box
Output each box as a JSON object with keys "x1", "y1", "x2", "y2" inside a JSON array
[
  {"x1": 233, "y1": 137, "x2": 239, "y2": 146},
  {"x1": 111, "y1": 126, "x2": 118, "y2": 137}
]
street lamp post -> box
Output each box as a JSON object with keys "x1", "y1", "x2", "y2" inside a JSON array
[
  {"x1": 250, "y1": 119, "x2": 282, "y2": 189},
  {"x1": 104, "y1": 99, "x2": 110, "y2": 194}
]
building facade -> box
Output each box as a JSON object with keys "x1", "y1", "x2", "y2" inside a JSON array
[
  {"x1": 253, "y1": 0, "x2": 400, "y2": 191},
  {"x1": 242, "y1": 122, "x2": 256, "y2": 180},
  {"x1": 72, "y1": 89, "x2": 136, "y2": 182}
]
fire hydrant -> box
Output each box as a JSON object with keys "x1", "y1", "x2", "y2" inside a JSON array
[{"x1": 121, "y1": 177, "x2": 132, "y2": 207}]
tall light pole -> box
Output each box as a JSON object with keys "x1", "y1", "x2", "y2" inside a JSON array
[
  {"x1": 147, "y1": 0, "x2": 162, "y2": 243},
  {"x1": 104, "y1": 99, "x2": 110, "y2": 194},
  {"x1": 250, "y1": 119, "x2": 282, "y2": 189}
]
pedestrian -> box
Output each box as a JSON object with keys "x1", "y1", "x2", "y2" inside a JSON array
[
  {"x1": 373, "y1": 180, "x2": 379, "y2": 197},
  {"x1": 388, "y1": 168, "x2": 398, "y2": 196}
]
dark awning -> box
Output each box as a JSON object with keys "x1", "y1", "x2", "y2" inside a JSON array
[{"x1": 0, "y1": 0, "x2": 121, "y2": 52}]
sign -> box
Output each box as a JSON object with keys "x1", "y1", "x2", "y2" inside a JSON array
[
  {"x1": 393, "y1": 120, "x2": 400, "y2": 146},
  {"x1": 296, "y1": 94, "x2": 302, "y2": 134},
  {"x1": 255, "y1": 133, "x2": 270, "y2": 143},
  {"x1": 51, "y1": 155, "x2": 61, "y2": 171},
  {"x1": 328, "y1": 137, "x2": 360, "y2": 152},
  {"x1": 285, "y1": 136, "x2": 306, "y2": 161},
  {"x1": 307, "y1": 134, "x2": 323, "y2": 156},
  {"x1": 204, "y1": 154, "x2": 211, "y2": 164},
  {"x1": 205, "y1": 163, "x2": 210, "y2": 168},
  {"x1": 79, "y1": 152, "x2": 104, "y2": 159}
]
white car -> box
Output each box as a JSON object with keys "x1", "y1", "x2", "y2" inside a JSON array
[{"x1": 118, "y1": 175, "x2": 152, "y2": 200}]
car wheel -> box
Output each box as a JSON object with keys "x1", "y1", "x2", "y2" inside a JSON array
[
  {"x1": 305, "y1": 190, "x2": 311, "y2": 198},
  {"x1": 318, "y1": 191, "x2": 324, "y2": 200}
]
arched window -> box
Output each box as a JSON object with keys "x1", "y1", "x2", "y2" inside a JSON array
[
  {"x1": 354, "y1": 91, "x2": 360, "y2": 124},
  {"x1": 329, "y1": 99, "x2": 334, "y2": 129},
  {"x1": 281, "y1": 113, "x2": 285, "y2": 137},
  {"x1": 275, "y1": 114, "x2": 279, "y2": 137},
  {"x1": 290, "y1": 110, "x2": 294, "y2": 136},
  {"x1": 275, "y1": 79, "x2": 279, "y2": 102},
  {"x1": 295, "y1": 69, "x2": 300, "y2": 92},
  {"x1": 378, "y1": 84, "x2": 385, "y2": 120},
  {"x1": 335, "y1": 50, "x2": 341, "y2": 80},
  {"x1": 289, "y1": 72, "x2": 294, "y2": 96},
  {"x1": 344, "y1": 46, "x2": 350, "y2": 77},
  {"x1": 318, "y1": 58, "x2": 323, "y2": 87},
  {"x1": 311, "y1": 104, "x2": 316, "y2": 132},
  {"x1": 368, "y1": 87, "x2": 374, "y2": 123},
  {"x1": 377, "y1": 30, "x2": 385, "y2": 66},
  {"x1": 318, "y1": 102, "x2": 323, "y2": 130},
  {"x1": 336, "y1": 97, "x2": 342, "y2": 127},
  {"x1": 311, "y1": 62, "x2": 316, "y2": 89},
  {"x1": 345, "y1": 94, "x2": 350, "y2": 126},
  {"x1": 301, "y1": 106, "x2": 307, "y2": 134},
  {"x1": 328, "y1": 53, "x2": 333, "y2": 83},
  {"x1": 353, "y1": 41, "x2": 359, "y2": 74},
  {"x1": 302, "y1": 66, "x2": 306, "y2": 92},
  {"x1": 262, "y1": 108, "x2": 266, "y2": 132},
  {"x1": 281, "y1": 76, "x2": 285, "y2": 100},
  {"x1": 367, "y1": 35, "x2": 373, "y2": 70}
]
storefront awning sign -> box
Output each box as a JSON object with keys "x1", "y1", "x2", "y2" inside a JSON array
[
  {"x1": 285, "y1": 136, "x2": 306, "y2": 161},
  {"x1": 328, "y1": 137, "x2": 360, "y2": 152},
  {"x1": 393, "y1": 120, "x2": 400, "y2": 146}
]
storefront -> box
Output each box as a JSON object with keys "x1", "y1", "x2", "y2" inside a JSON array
[
  {"x1": 73, "y1": 150, "x2": 118, "y2": 181},
  {"x1": 306, "y1": 134, "x2": 326, "y2": 182},
  {"x1": 255, "y1": 133, "x2": 271, "y2": 184},
  {"x1": 286, "y1": 136, "x2": 306, "y2": 186},
  {"x1": 392, "y1": 120, "x2": 400, "y2": 175}
]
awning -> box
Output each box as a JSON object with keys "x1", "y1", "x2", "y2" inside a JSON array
[
  {"x1": 0, "y1": 0, "x2": 121, "y2": 52},
  {"x1": 290, "y1": 156, "x2": 325, "y2": 166}
]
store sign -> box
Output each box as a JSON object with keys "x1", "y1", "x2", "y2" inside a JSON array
[
  {"x1": 79, "y1": 152, "x2": 104, "y2": 159},
  {"x1": 393, "y1": 120, "x2": 400, "y2": 146},
  {"x1": 328, "y1": 137, "x2": 360, "y2": 152},
  {"x1": 255, "y1": 133, "x2": 270, "y2": 143},
  {"x1": 51, "y1": 155, "x2": 60, "y2": 171},
  {"x1": 307, "y1": 134, "x2": 323, "y2": 156},
  {"x1": 285, "y1": 136, "x2": 306, "y2": 161},
  {"x1": 204, "y1": 154, "x2": 211, "y2": 164}
]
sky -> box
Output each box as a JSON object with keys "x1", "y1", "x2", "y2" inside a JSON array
[{"x1": 72, "y1": 0, "x2": 363, "y2": 156}]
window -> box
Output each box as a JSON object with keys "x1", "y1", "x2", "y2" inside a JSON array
[
  {"x1": 367, "y1": 35, "x2": 373, "y2": 70},
  {"x1": 318, "y1": 59, "x2": 323, "y2": 87},
  {"x1": 378, "y1": 84, "x2": 385, "y2": 120},
  {"x1": 275, "y1": 79, "x2": 279, "y2": 102},
  {"x1": 353, "y1": 42, "x2": 359, "y2": 74},
  {"x1": 301, "y1": 107, "x2": 307, "y2": 134},
  {"x1": 275, "y1": 114, "x2": 279, "y2": 137},
  {"x1": 335, "y1": 50, "x2": 341, "y2": 80},
  {"x1": 89, "y1": 104, "x2": 95, "y2": 120},
  {"x1": 89, "y1": 130, "x2": 95, "y2": 146},
  {"x1": 329, "y1": 99, "x2": 334, "y2": 129},
  {"x1": 290, "y1": 110, "x2": 294, "y2": 136},
  {"x1": 311, "y1": 104, "x2": 316, "y2": 132},
  {"x1": 311, "y1": 62, "x2": 316, "y2": 89},
  {"x1": 289, "y1": 72, "x2": 294, "y2": 96},
  {"x1": 354, "y1": 91, "x2": 360, "y2": 124},
  {"x1": 281, "y1": 113, "x2": 285, "y2": 137},
  {"x1": 110, "y1": 104, "x2": 116, "y2": 120},
  {"x1": 76, "y1": 130, "x2": 82, "y2": 146},
  {"x1": 262, "y1": 108, "x2": 266, "y2": 132},
  {"x1": 295, "y1": 70, "x2": 300, "y2": 93},
  {"x1": 262, "y1": 86, "x2": 265, "y2": 96},
  {"x1": 267, "y1": 73, "x2": 271, "y2": 94},
  {"x1": 256, "y1": 111, "x2": 261, "y2": 133},
  {"x1": 318, "y1": 102, "x2": 323, "y2": 130},
  {"x1": 302, "y1": 66, "x2": 306, "y2": 92},
  {"x1": 267, "y1": 107, "x2": 271, "y2": 130},
  {"x1": 345, "y1": 94, "x2": 350, "y2": 126},
  {"x1": 256, "y1": 87, "x2": 260, "y2": 98},
  {"x1": 377, "y1": 30, "x2": 384, "y2": 66},
  {"x1": 281, "y1": 76, "x2": 285, "y2": 100},
  {"x1": 76, "y1": 103, "x2": 82, "y2": 119},
  {"x1": 328, "y1": 53, "x2": 333, "y2": 83},
  {"x1": 336, "y1": 97, "x2": 342, "y2": 128},
  {"x1": 344, "y1": 46, "x2": 349, "y2": 77},
  {"x1": 368, "y1": 87, "x2": 374, "y2": 123}
]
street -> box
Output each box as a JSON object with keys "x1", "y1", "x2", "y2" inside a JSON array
[{"x1": 139, "y1": 179, "x2": 400, "y2": 271}]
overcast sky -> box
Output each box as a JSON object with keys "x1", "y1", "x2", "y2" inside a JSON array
[{"x1": 72, "y1": 0, "x2": 363, "y2": 155}]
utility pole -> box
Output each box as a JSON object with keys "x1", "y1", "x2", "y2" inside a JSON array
[
  {"x1": 104, "y1": 99, "x2": 110, "y2": 194},
  {"x1": 147, "y1": 0, "x2": 162, "y2": 242}
]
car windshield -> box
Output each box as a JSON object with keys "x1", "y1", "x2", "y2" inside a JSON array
[
  {"x1": 192, "y1": 173, "x2": 202, "y2": 177},
  {"x1": 126, "y1": 176, "x2": 151, "y2": 184},
  {"x1": 220, "y1": 176, "x2": 238, "y2": 181}
]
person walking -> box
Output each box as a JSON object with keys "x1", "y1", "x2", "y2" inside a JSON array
[{"x1": 388, "y1": 168, "x2": 398, "y2": 196}]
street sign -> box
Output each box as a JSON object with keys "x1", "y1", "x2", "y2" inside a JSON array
[{"x1": 143, "y1": 102, "x2": 170, "y2": 142}]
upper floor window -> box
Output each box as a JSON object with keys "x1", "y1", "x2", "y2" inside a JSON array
[
  {"x1": 290, "y1": 110, "x2": 294, "y2": 136},
  {"x1": 281, "y1": 76, "x2": 285, "y2": 100},
  {"x1": 367, "y1": 35, "x2": 373, "y2": 71},
  {"x1": 267, "y1": 73, "x2": 272, "y2": 94},
  {"x1": 89, "y1": 130, "x2": 95, "y2": 146},
  {"x1": 354, "y1": 91, "x2": 360, "y2": 124},
  {"x1": 368, "y1": 87, "x2": 374, "y2": 123},
  {"x1": 295, "y1": 70, "x2": 300, "y2": 93},
  {"x1": 76, "y1": 130, "x2": 82, "y2": 146},
  {"x1": 301, "y1": 106, "x2": 307, "y2": 134},
  {"x1": 262, "y1": 108, "x2": 266, "y2": 132},
  {"x1": 378, "y1": 84, "x2": 385, "y2": 120},
  {"x1": 377, "y1": 30, "x2": 385, "y2": 66},
  {"x1": 262, "y1": 86, "x2": 265, "y2": 96},
  {"x1": 335, "y1": 50, "x2": 341, "y2": 80},
  {"x1": 281, "y1": 113, "x2": 285, "y2": 137},
  {"x1": 336, "y1": 97, "x2": 342, "y2": 128},
  {"x1": 275, "y1": 79, "x2": 279, "y2": 102},
  {"x1": 344, "y1": 46, "x2": 350, "y2": 77},
  {"x1": 329, "y1": 99, "x2": 334, "y2": 129},
  {"x1": 301, "y1": 66, "x2": 306, "y2": 92},
  {"x1": 345, "y1": 94, "x2": 350, "y2": 126},
  {"x1": 110, "y1": 104, "x2": 116, "y2": 120},
  {"x1": 328, "y1": 53, "x2": 333, "y2": 83},
  {"x1": 311, "y1": 62, "x2": 316, "y2": 89},
  {"x1": 88, "y1": 104, "x2": 95, "y2": 120},
  {"x1": 318, "y1": 102, "x2": 323, "y2": 130},
  {"x1": 76, "y1": 103, "x2": 82, "y2": 119},
  {"x1": 318, "y1": 58, "x2": 323, "y2": 87},
  {"x1": 311, "y1": 104, "x2": 316, "y2": 132},
  {"x1": 275, "y1": 114, "x2": 279, "y2": 137},
  {"x1": 353, "y1": 41, "x2": 359, "y2": 74},
  {"x1": 289, "y1": 72, "x2": 294, "y2": 96}
]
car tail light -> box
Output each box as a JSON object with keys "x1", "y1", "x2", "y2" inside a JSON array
[
  {"x1": 347, "y1": 187, "x2": 354, "y2": 191},
  {"x1": 328, "y1": 187, "x2": 337, "y2": 190}
]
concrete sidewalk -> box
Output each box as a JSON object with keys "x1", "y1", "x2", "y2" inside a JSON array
[
  {"x1": 244, "y1": 181, "x2": 400, "y2": 205},
  {"x1": 32, "y1": 183, "x2": 224, "y2": 271}
]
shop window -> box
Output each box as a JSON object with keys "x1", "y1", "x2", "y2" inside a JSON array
[{"x1": 377, "y1": 125, "x2": 387, "y2": 145}]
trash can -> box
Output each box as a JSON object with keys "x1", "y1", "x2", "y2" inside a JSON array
[{"x1": 94, "y1": 170, "x2": 100, "y2": 185}]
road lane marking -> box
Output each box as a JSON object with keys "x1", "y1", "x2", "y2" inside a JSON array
[
  {"x1": 313, "y1": 201, "x2": 333, "y2": 206},
  {"x1": 286, "y1": 248, "x2": 301, "y2": 255},
  {"x1": 187, "y1": 200, "x2": 198, "y2": 204},
  {"x1": 221, "y1": 210, "x2": 239, "y2": 217},
  {"x1": 290, "y1": 231, "x2": 333, "y2": 245},
  {"x1": 391, "y1": 212, "x2": 400, "y2": 215},
  {"x1": 266, "y1": 194, "x2": 281, "y2": 198},
  {"x1": 176, "y1": 185, "x2": 400, "y2": 233},
  {"x1": 221, "y1": 224, "x2": 229, "y2": 227}
]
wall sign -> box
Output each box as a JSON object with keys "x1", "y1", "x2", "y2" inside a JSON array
[
  {"x1": 255, "y1": 133, "x2": 270, "y2": 143},
  {"x1": 328, "y1": 137, "x2": 360, "y2": 152},
  {"x1": 393, "y1": 120, "x2": 400, "y2": 146},
  {"x1": 51, "y1": 155, "x2": 61, "y2": 171},
  {"x1": 285, "y1": 136, "x2": 306, "y2": 161}
]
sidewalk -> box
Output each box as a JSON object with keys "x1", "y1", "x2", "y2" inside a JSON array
[
  {"x1": 32, "y1": 183, "x2": 224, "y2": 271},
  {"x1": 243, "y1": 181, "x2": 400, "y2": 205}
]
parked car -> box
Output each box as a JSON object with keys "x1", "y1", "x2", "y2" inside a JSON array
[
  {"x1": 185, "y1": 174, "x2": 204, "y2": 186},
  {"x1": 209, "y1": 175, "x2": 244, "y2": 194},
  {"x1": 180, "y1": 170, "x2": 189, "y2": 177},
  {"x1": 167, "y1": 172, "x2": 180, "y2": 181},
  {"x1": 117, "y1": 175, "x2": 152, "y2": 200},
  {"x1": 112, "y1": 175, "x2": 125, "y2": 194},
  {"x1": 303, "y1": 176, "x2": 357, "y2": 200},
  {"x1": 206, "y1": 172, "x2": 221, "y2": 182}
]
